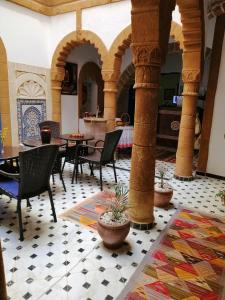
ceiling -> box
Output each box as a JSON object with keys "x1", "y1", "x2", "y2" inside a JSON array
[
  {"x1": 7, "y1": 0, "x2": 122, "y2": 15},
  {"x1": 34, "y1": 0, "x2": 80, "y2": 7}
]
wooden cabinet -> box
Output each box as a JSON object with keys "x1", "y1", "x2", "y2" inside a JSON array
[{"x1": 157, "y1": 106, "x2": 181, "y2": 149}]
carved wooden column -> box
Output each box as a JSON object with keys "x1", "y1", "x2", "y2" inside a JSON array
[
  {"x1": 51, "y1": 67, "x2": 65, "y2": 122},
  {"x1": 102, "y1": 70, "x2": 118, "y2": 132},
  {"x1": 0, "y1": 241, "x2": 7, "y2": 300},
  {"x1": 175, "y1": 1, "x2": 202, "y2": 180},
  {"x1": 128, "y1": 0, "x2": 161, "y2": 228}
]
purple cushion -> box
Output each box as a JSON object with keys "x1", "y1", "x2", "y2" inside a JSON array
[{"x1": 0, "y1": 179, "x2": 19, "y2": 198}]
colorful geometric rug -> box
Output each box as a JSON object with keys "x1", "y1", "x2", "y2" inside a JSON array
[
  {"x1": 118, "y1": 208, "x2": 225, "y2": 300},
  {"x1": 59, "y1": 191, "x2": 113, "y2": 230}
]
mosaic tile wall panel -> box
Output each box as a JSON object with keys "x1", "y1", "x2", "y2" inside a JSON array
[{"x1": 17, "y1": 99, "x2": 46, "y2": 141}]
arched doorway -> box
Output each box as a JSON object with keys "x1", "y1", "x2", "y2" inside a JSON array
[
  {"x1": 51, "y1": 30, "x2": 108, "y2": 129},
  {"x1": 78, "y1": 62, "x2": 104, "y2": 118}
]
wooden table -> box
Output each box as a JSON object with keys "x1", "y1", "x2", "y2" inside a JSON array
[
  {"x1": 60, "y1": 134, "x2": 94, "y2": 144},
  {"x1": 23, "y1": 138, "x2": 66, "y2": 148},
  {"x1": 0, "y1": 146, "x2": 26, "y2": 161}
]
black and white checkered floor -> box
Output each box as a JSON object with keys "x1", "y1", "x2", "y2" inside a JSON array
[{"x1": 0, "y1": 158, "x2": 225, "y2": 300}]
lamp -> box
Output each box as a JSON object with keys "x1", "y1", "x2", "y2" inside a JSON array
[{"x1": 40, "y1": 127, "x2": 51, "y2": 144}]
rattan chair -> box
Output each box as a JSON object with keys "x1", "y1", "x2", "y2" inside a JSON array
[
  {"x1": 0, "y1": 145, "x2": 58, "y2": 241},
  {"x1": 74, "y1": 130, "x2": 122, "y2": 190},
  {"x1": 38, "y1": 120, "x2": 67, "y2": 191}
]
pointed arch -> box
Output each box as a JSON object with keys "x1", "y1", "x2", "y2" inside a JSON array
[{"x1": 0, "y1": 38, "x2": 11, "y2": 146}]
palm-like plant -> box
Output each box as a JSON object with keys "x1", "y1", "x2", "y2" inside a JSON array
[{"x1": 104, "y1": 183, "x2": 129, "y2": 222}]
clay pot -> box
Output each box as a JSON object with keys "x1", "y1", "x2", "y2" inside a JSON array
[
  {"x1": 97, "y1": 213, "x2": 130, "y2": 249},
  {"x1": 154, "y1": 183, "x2": 173, "y2": 208}
]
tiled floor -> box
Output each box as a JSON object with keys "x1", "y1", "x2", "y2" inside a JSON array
[{"x1": 0, "y1": 158, "x2": 225, "y2": 300}]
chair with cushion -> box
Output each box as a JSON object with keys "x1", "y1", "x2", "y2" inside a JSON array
[
  {"x1": 0, "y1": 145, "x2": 58, "y2": 241},
  {"x1": 74, "y1": 130, "x2": 122, "y2": 190}
]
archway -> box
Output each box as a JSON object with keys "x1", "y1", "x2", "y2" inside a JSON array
[
  {"x1": 0, "y1": 38, "x2": 11, "y2": 146},
  {"x1": 78, "y1": 62, "x2": 104, "y2": 118},
  {"x1": 51, "y1": 30, "x2": 108, "y2": 123}
]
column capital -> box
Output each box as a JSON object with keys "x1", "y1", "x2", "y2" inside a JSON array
[
  {"x1": 132, "y1": 44, "x2": 161, "y2": 67},
  {"x1": 182, "y1": 69, "x2": 200, "y2": 83},
  {"x1": 51, "y1": 67, "x2": 65, "y2": 82},
  {"x1": 101, "y1": 69, "x2": 119, "y2": 82}
]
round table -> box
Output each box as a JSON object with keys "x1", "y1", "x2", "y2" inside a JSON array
[
  {"x1": 0, "y1": 146, "x2": 26, "y2": 161},
  {"x1": 23, "y1": 138, "x2": 66, "y2": 148},
  {"x1": 60, "y1": 134, "x2": 94, "y2": 144}
]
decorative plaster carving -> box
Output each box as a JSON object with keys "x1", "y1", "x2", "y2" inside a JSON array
[
  {"x1": 171, "y1": 120, "x2": 180, "y2": 131},
  {"x1": 101, "y1": 70, "x2": 118, "y2": 82},
  {"x1": 132, "y1": 46, "x2": 161, "y2": 66},
  {"x1": 17, "y1": 80, "x2": 46, "y2": 98},
  {"x1": 182, "y1": 70, "x2": 200, "y2": 83}
]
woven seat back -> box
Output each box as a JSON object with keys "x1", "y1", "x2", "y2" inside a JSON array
[
  {"x1": 19, "y1": 145, "x2": 58, "y2": 197},
  {"x1": 101, "y1": 130, "x2": 122, "y2": 163},
  {"x1": 39, "y1": 121, "x2": 60, "y2": 138}
]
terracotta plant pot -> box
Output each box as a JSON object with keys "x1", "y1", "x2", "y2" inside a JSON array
[
  {"x1": 97, "y1": 213, "x2": 130, "y2": 249},
  {"x1": 154, "y1": 183, "x2": 173, "y2": 208}
]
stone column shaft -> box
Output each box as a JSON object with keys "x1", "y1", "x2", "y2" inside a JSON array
[
  {"x1": 102, "y1": 71, "x2": 118, "y2": 132},
  {"x1": 51, "y1": 67, "x2": 65, "y2": 122},
  {"x1": 175, "y1": 51, "x2": 200, "y2": 179},
  {"x1": 103, "y1": 81, "x2": 117, "y2": 131},
  {"x1": 129, "y1": 0, "x2": 161, "y2": 227}
]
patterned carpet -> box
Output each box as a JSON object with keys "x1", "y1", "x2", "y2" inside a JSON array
[
  {"x1": 118, "y1": 208, "x2": 225, "y2": 300},
  {"x1": 59, "y1": 191, "x2": 113, "y2": 230}
]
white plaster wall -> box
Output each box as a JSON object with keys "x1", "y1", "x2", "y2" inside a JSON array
[
  {"x1": 207, "y1": 32, "x2": 225, "y2": 176},
  {"x1": 82, "y1": 0, "x2": 131, "y2": 50},
  {"x1": 0, "y1": 1, "x2": 49, "y2": 67},
  {"x1": 48, "y1": 12, "x2": 76, "y2": 65},
  {"x1": 0, "y1": 1, "x2": 76, "y2": 68},
  {"x1": 172, "y1": 5, "x2": 181, "y2": 25},
  {"x1": 61, "y1": 45, "x2": 100, "y2": 133},
  {"x1": 61, "y1": 96, "x2": 78, "y2": 134}
]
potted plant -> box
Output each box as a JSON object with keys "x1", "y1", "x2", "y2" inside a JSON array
[
  {"x1": 154, "y1": 164, "x2": 173, "y2": 207},
  {"x1": 97, "y1": 183, "x2": 130, "y2": 249},
  {"x1": 216, "y1": 190, "x2": 225, "y2": 205}
]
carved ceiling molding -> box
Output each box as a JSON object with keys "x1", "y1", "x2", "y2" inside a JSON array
[{"x1": 8, "y1": 0, "x2": 123, "y2": 16}]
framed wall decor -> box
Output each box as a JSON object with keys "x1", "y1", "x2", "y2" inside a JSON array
[
  {"x1": 17, "y1": 99, "x2": 46, "y2": 141},
  {"x1": 61, "y1": 62, "x2": 78, "y2": 95}
]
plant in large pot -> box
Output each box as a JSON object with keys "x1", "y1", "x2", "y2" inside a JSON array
[
  {"x1": 216, "y1": 190, "x2": 225, "y2": 205},
  {"x1": 154, "y1": 164, "x2": 173, "y2": 208},
  {"x1": 97, "y1": 183, "x2": 130, "y2": 249}
]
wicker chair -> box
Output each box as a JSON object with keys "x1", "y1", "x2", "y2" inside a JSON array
[
  {"x1": 74, "y1": 130, "x2": 122, "y2": 190},
  {"x1": 0, "y1": 145, "x2": 58, "y2": 241},
  {"x1": 38, "y1": 120, "x2": 67, "y2": 191}
]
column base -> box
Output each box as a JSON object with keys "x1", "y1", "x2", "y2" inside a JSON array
[
  {"x1": 130, "y1": 221, "x2": 155, "y2": 231},
  {"x1": 174, "y1": 174, "x2": 195, "y2": 181}
]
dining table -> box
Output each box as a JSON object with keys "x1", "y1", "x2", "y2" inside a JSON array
[
  {"x1": 23, "y1": 138, "x2": 66, "y2": 148},
  {"x1": 0, "y1": 146, "x2": 27, "y2": 161},
  {"x1": 59, "y1": 133, "x2": 94, "y2": 144}
]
